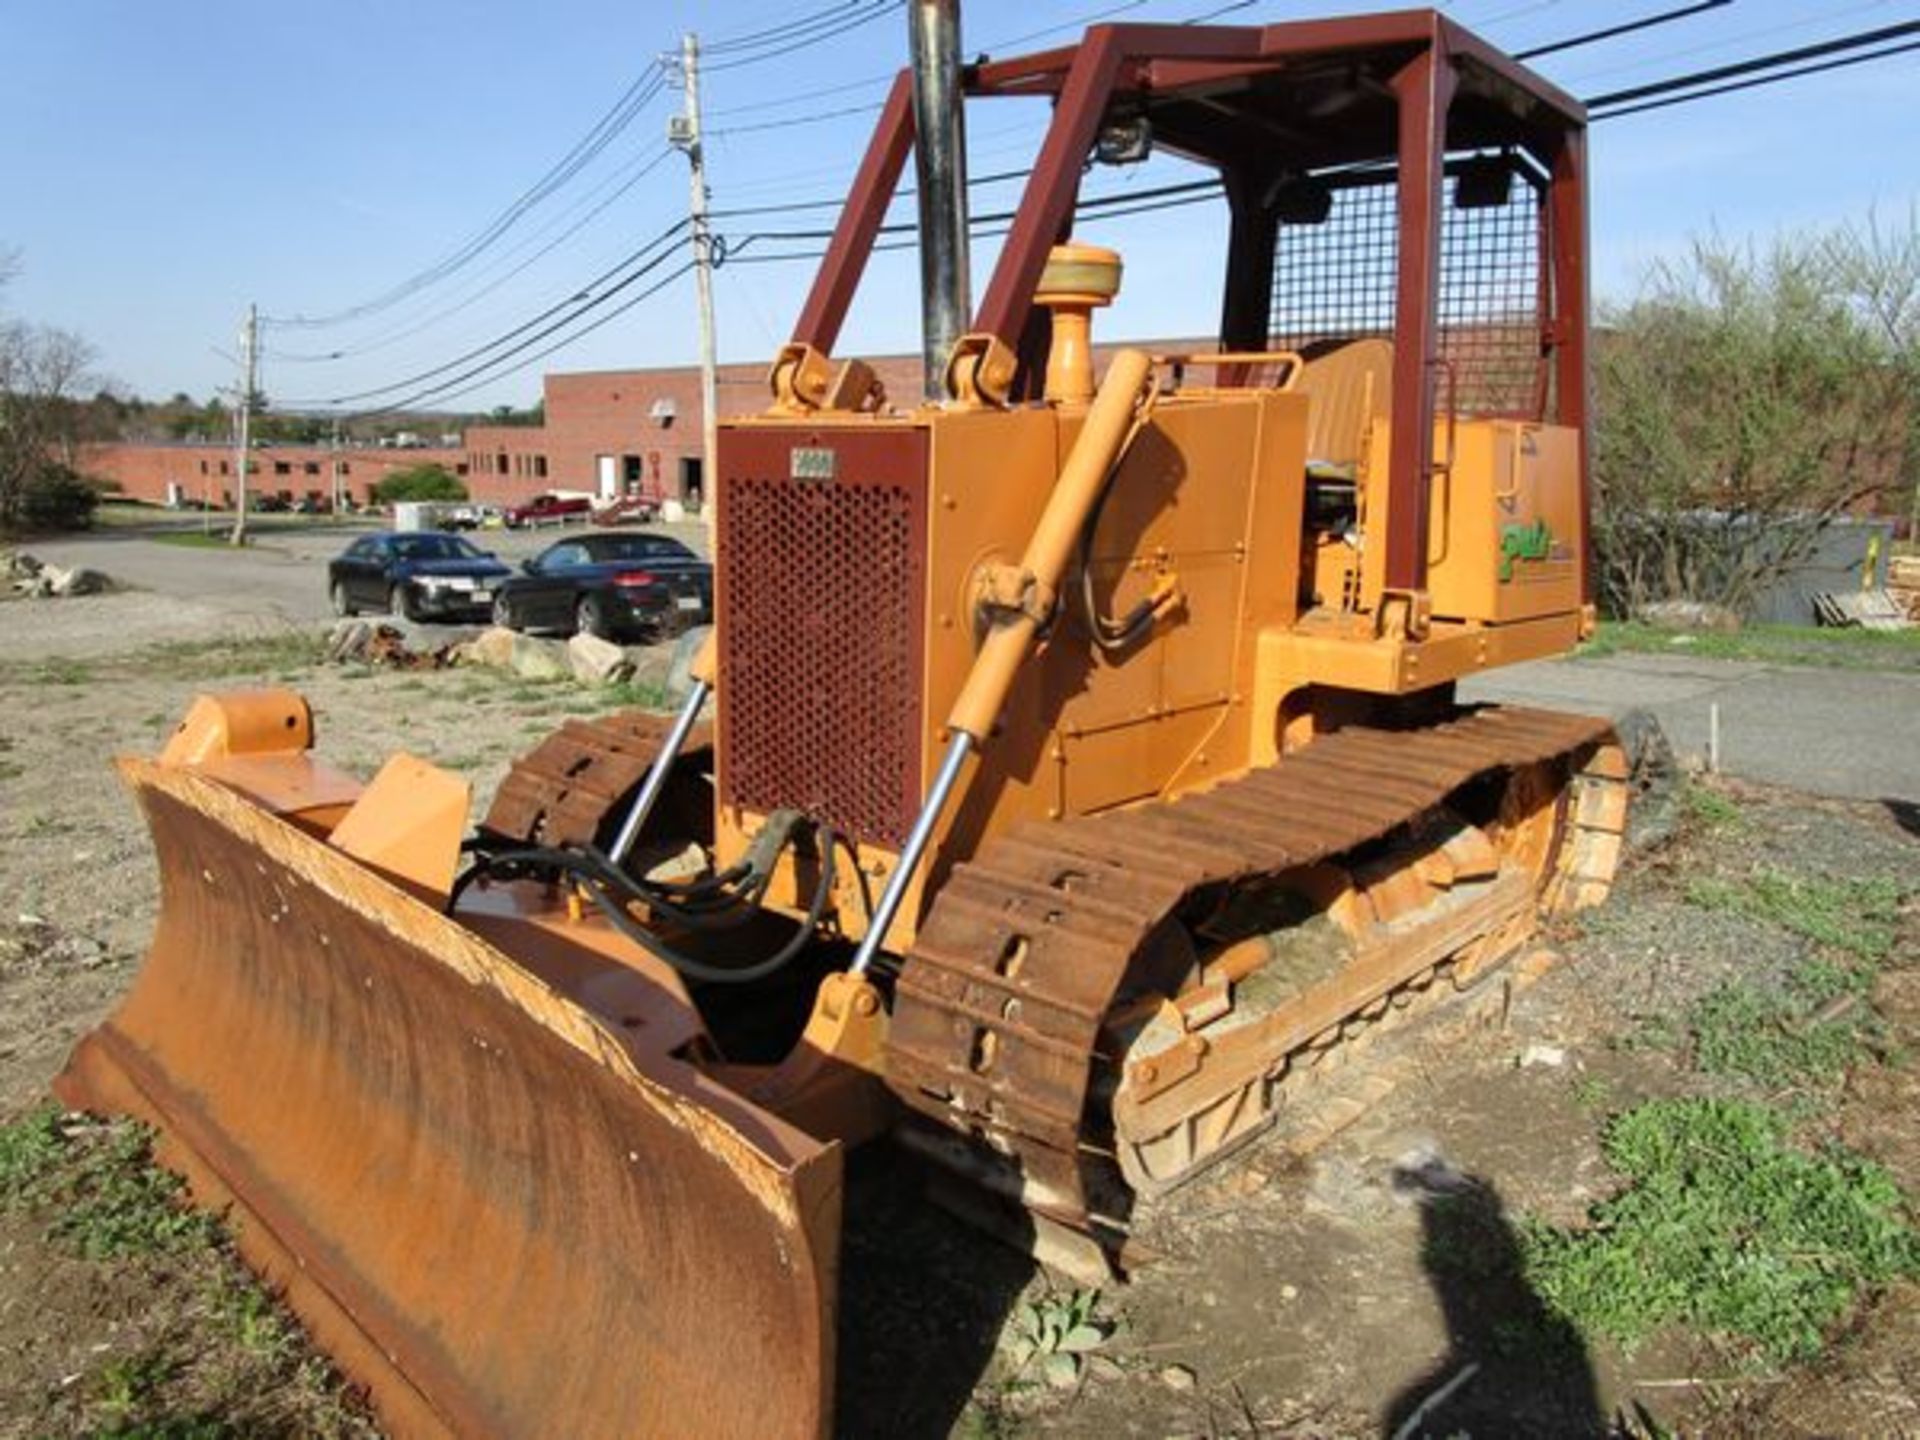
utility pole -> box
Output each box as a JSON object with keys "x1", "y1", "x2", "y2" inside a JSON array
[
  {"x1": 330, "y1": 416, "x2": 343, "y2": 515},
  {"x1": 229, "y1": 303, "x2": 258, "y2": 546},
  {"x1": 669, "y1": 34, "x2": 718, "y2": 512}
]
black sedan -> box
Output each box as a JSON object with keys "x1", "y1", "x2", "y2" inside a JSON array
[
  {"x1": 328, "y1": 530, "x2": 512, "y2": 622},
  {"x1": 491, "y1": 531, "x2": 711, "y2": 641}
]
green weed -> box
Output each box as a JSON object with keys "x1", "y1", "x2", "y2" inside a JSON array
[
  {"x1": 98, "y1": 1350, "x2": 175, "y2": 1417},
  {"x1": 0, "y1": 1108, "x2": 214, "y2": 1258},
  {"x1": 1686, "y1": 979, "x2": 1871, "y2": 1090},
  {"x1": 1001, "y1": 1288, "x2": 1112, "y2": 1390},
  {"x1": 1687, "y1": 871, "x2": 1904, "y2": 960},
  {"x1": 1681, "y1": 783, "x2": 1744, "y2": 829},
  {"x1": 206, "y1": 1270, "x2": 296, "y2": 1363},
  {"x1": 1522, "y1": 1097, "x2": 1920, "y2": 1364},
  {"x1": 94, "y1": 1417, "x2": 233, "y2": 1440},
  {"x1": 1571, "y1": 1074, "x2": 1616, "y2": 1112}
]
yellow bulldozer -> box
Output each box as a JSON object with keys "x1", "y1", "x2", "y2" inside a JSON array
[{"x1": 58, "y1": 9, "x2": 1630, "y2": 1436}]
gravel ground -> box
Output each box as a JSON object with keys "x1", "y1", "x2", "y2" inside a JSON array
[{"x1": 0, "y1": 579, "x2": 1914, "y2": 1439}]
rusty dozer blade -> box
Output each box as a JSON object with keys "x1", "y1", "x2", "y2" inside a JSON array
[{"x1": 57, "y1": 758, "x2": 840, "y2": 1440}]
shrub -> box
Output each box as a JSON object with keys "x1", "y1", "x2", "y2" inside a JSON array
[
  {"x1": 372, "y1": 464, "x2": 467, "y2": 504},
  {"x1": 16, "y1": 463, "x2": 101, "y2": 530}
]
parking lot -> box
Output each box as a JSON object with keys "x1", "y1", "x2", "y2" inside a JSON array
[{"x1": 13, "y1": 512, "x2": 710, "y2": 658}]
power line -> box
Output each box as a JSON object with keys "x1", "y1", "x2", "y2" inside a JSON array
[
  {"x1": 345, "y1": 262, "x2": 696, "y2": 420},
  {"x1": 704, "y1": 1, "x2": 893, "y2": 55},
  {"x1": 1591, "y1": 34, "x2": 1920, "y2": 118},
  {"x1": 707, "y1": 3, "x2": 903, "y2": 73},
  {"x1": 1514, "y1": 0, "x2": 1730, "y2": 61},
  {"x1": 266, "y1": 62, "x2": 666, "y2": 330},
  {"x1": 708, "y1": 102, "x2": 886, "y2": 139},
  {"x1": 280, "y1": 221, "x2": 688, "y2": 407},
  {"x1": 267, "y1": 145, "x2": 677, "y2": 366},
  {"x1": 1585, "y1": 18, "x2": 1920, "y2": 108}
]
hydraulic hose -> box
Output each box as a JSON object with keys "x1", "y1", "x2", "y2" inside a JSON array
[{"x1": 448, "y1": 833, "x2": 837, "y2": 986}]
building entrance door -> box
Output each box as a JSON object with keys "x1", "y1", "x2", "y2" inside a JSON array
[{"x1": 595, "y1": 454, "x2": 617, "y2": 500}]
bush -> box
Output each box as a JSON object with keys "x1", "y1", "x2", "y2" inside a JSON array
[
  {"x1": 16, "y1": 463, "x2": 101, "y2": 530},
  {"x1": 372, "y1": 464, "x2": 467, "y2": 504}
]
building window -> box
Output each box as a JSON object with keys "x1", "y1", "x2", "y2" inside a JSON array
[
  {"x1": 534, "y1": 455, "x2": 548, "y2": 478},
  {"x1": 456, "y1": 463, "x2": 468, "y2": 476},
  {"x1": 219, "y1": 461, "x2": 230, "y2": 475},
  {"x1": 340, "y1": 463, "x2": 351, "y2": 475},
  {"x1": 199, "y1": 460, "x2": 208, "y2": 475},
  {"x1": 496, "y1": 453, "x2": 508, "y2": 475},
  {"x1": 273, "y1": 461, "x2": 291, "y2": 476},
  {"x1": 304, "y1": 461, "x2": 320, "y2": 475}
]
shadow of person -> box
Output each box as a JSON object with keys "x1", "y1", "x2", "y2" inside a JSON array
[{"x1": 1382, "y1": 1159, "x2": 1607, "y2": 1439}]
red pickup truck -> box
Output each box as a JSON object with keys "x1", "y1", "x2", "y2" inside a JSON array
[{"x1": 502, "y1": 493, "x2": 593, "y2": 529}]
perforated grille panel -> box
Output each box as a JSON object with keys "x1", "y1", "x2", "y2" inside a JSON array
[
  {"x1": 1270, "y1": 165, "x2": 1546, "y2": 417},
  {"x1": 715, "y1": 427, "x2": 928, "y2": 848}
]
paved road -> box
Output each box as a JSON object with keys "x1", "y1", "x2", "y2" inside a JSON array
[
  {"x1": 15, "y1": 529, "x2": 1917, "y2": 801},
  {"x1": 1462, "y1": 652, "x2": 1919, "y2": 803}
]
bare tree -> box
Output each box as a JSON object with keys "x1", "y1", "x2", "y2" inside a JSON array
[
  {"x1": 0, "y1": 253, "x2": 100, "y2": 530},
  {"x1": 1592, "y1": 213, "x2": 1918, "y2": 617}
]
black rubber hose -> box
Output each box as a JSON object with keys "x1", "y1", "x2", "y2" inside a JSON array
[
  {"x1": 576, "y1": 833, "x2": 837, "y2": 985},
  {"x1": 449, "y1": 835, "x2": 837, "y2": 986},
  {"x1": 456, "y1": 843, "x2": 763, "y2": 933},
  {"x1": 1076, "y1": 461, "x2": 1158, "y2": 653}
]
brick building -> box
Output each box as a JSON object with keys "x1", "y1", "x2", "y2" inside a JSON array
[
  {"x1": 79, "y1": 441, "x2": 467, "y2": 508},
  {"x1": 82, "y1": 340, "x2": 1186, "y2": 511},
  {"x1": 460, "y1": 354, "x2": 925, "y2": 508}
]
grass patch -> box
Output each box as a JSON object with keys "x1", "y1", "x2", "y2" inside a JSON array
[
  {"x1": 127, "y1": 633, "x2": 325, "y2": 682},
  {"x1": 1522, "y1": 1097, "x2": 1920, "y2": 1364},
  {"x1": 1681, "y1": 782, "x2": 1745, "y2": 830},
  {"x1": 0, "y1": 632, "x2": 323, "y2": 689},
  {"x1": 0, "y1": 1107, "x2": 376, "y2": 1436},
  {"x1": 1578, "y1": 620, "x2": 1920, "y2": 672},
  {"x1": 10, "y1": 656, "x2": 97, "y2": 686},
  {"x1": 149, "y1": 531, "x2": 239, "y2": 550},
  {"x1": 1687, "y1": 871, "x2": 1904, "y2": 961},
  {"x1": 0, "y1": 1108, "x2": 215, "y2": 1258},
  {"x1": 1686, "y1": 971, "x2": 1876, "y2": 1091}
]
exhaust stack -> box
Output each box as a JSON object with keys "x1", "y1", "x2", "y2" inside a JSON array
[{"x1": 908, "y1": 0, "x2": 972, "y2": 400}]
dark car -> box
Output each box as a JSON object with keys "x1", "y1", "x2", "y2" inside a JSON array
[
  {"x1": 327, "y1": 530, "x2": 512, "y2": 622},
  {"x1": 491, "y1": 531, "x2": 710, "y2": 640}
]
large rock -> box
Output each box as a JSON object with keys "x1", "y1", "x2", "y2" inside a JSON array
[
  {"x1": 452, "y1": 625, "x2": 518, "y2": 670},
  {"x1": 508, "y1": 633, "x2": 572, "y2": 683},
  {"x1": 620, "y1": 643, "x2": 675, "y2": 698},
  {"x1": 568, "y1": 632, "x2": 634, "y2": 687},
  {"x1": 1636, "y1": 599, "x2": 1741, "y2": 633},
  {"x1": 50, "y1": 566, "x2": 109, "y2": 597}
]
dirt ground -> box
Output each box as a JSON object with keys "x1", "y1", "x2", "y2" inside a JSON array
[{"x1": 0, "y1": 583, "x2": 1915, "y2": 1439}]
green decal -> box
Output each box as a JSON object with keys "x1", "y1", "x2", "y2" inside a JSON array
[{"x1": 1498, "y1": 519, "x2": 1554, "y2": 581}]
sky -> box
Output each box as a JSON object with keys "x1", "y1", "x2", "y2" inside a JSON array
[{"x1": 1, "y1": 0, "x2": 1914, "y2": 414}]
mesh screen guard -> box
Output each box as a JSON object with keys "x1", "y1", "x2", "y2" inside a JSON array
[
  {"x1": 714, "y1": 427, "x2": 930, "y2": 849},
  {"x1": 1270, "y1": 160, "x2": 1549, "y2": 418}
]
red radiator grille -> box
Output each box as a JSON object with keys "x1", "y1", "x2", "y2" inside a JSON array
[{"x1": 715, "y1": 427, "x2": 929, "y2": 848}]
